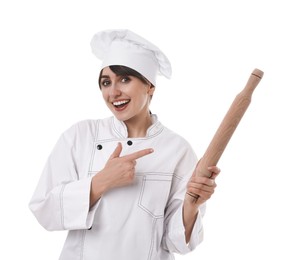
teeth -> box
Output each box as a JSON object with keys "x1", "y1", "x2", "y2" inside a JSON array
[{"x1": 113, "y1": 100, "x2": 129, "y2": 106}]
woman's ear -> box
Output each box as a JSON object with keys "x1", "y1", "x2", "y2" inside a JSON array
[{"x1": 148, "y1": 86, "x2": 155, "y2": 96}]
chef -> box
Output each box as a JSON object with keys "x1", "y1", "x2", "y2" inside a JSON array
[{"x1": 29, "y1": 29, "x2": 220, "y2": 260}]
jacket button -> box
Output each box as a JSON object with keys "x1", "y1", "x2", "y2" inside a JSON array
[
  {"x1": 97, "y1": 144, "x2": 103, "y2": 150},
  {"x1": 88, "y1": 226, "x2": 92, "y2": 230},
  {"x1": 127, "y1": 140, "x2": 133, "y2": 146}
]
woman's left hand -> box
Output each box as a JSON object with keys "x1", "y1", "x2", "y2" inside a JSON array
[{"x1": 185, "y1": 166, "x2": 221, "y2": 205}]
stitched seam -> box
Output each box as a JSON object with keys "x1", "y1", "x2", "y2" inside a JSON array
[
  {"x1": 138, "y1": 176, "x2": 161, "y2": 218},
  {"x1": 138, "y1": 176, "x2": 171, "y2": 218},
  {"x1": 89, "y1": 120, "x2": 100, "y2": 174},
  {"x1": 59, "y1": 184, "x2": 66, "y2": 229},
  {"x1": 112, "y1": 117, "x2": 125, "y2": 138},
  {"x1": 147, "y1": 218, "x2": 157, "y2": 260},
  {"x1": 79, "y1": 230, "x2": 87, "y2": 260},
  {"x1": 93, "y1": 120, "x2": 99, "y2": 142},
  {"x1": 172, "y1": 173, "x2": 183, "y2": 181},
  {"x1": 137, "y1": 171, "x2": 174, "y2": 175},
  {"x1": 112, "y1": 116, "x2": 165, "y2": 140},
  {"x1": 94, "y1": 138, "x2": 124, "y2": 144}
]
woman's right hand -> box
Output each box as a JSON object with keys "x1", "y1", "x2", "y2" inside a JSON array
[{"x1": 90, "y1": 142, "x2": 153, "y2": 206}]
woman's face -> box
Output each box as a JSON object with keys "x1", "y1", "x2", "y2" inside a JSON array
[{"x1": 99, "y1": 67, "x2": 155, "y2": 122}]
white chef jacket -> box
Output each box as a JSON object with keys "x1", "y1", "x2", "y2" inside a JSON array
[{"x1": 29, "y1": 115, "x2": 205, "y2": 260}]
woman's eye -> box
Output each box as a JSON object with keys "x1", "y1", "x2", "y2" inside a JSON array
[
  {"x1": 121, "y1": 76, "x2": 130, "y2": 83},
  {"x1": 101, "y1": 80, "x2": 110, "y2": 87}
]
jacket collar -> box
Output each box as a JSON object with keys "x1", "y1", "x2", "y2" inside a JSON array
[{"x1": 112, "y1": 114, "x2": 164, "y2": 138}]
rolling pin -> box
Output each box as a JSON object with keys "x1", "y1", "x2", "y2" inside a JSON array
[{"x1": 189, "y1": 68, "x2": 264, "y2": 202}]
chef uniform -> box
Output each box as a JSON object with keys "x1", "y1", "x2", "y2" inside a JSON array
[{"x1": 29, "y1": 29, "x2": 205, "y2": 260}]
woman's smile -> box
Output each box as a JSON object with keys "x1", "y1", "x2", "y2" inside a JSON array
[{"x1": 112, "y1": 99, "x2": 131, "y2": 111}]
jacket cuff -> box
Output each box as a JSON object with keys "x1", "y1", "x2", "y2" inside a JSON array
[
  {"x1": 61, "y1": 176, "x2": 100, "y2": 230},
  {"x1": 167, "y1": 204, "x2": 204, "y2": 254}
]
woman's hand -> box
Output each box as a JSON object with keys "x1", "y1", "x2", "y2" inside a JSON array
[
  {"x1": 185, "y1": 166, "x2": 221, "y2": 205},
  {"x1": 183, "y1": 165, "x2": 220, "y2": 243},
  {"x1": 90, "y1": 142, "x2": 153, "y2": 207}
]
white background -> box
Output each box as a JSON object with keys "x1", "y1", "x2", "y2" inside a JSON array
[{"x1": 1, "y1": 0, "x2": 284, "y2": 259}]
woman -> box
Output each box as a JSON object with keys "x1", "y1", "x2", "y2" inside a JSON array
[{"x1": 29, "y1": 29, "x2": 220, "y2": 260}]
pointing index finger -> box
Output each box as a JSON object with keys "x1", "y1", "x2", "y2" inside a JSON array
[{"x1": 123, "y1": 148, "x2": 154, "y2": 161}]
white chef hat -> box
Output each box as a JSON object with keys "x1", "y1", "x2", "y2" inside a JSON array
[{"x1": 90, "y1": 29, "x2": 172, "y2": 86}]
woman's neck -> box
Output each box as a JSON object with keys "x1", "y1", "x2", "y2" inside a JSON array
[{"x1": 124, "y1": 114, "x2": 153, "y2": 138}]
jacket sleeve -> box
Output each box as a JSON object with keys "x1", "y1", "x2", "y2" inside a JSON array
[
  {"x1": 28, "y1": 124, "x2": 100, "y2": 231},
  {"x1": 162, "y1": 143, "x2": 206, "y2": 254}
]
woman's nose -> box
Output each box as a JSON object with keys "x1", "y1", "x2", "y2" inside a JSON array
[{"x1": 109, "y1": 84, "x2": 122, "y2": 97}]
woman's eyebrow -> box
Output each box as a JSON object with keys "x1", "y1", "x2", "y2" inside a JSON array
[{"x1": 100, "y1": 75, "x2": 110, "y2": 79}]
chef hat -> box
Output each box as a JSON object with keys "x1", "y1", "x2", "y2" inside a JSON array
[{"x1": 90, "y1": 29, "x2": 172, "y2": 86}]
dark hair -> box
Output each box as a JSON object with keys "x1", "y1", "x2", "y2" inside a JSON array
[{"x1": 98, "y1": 65, "x2": 154, "y2": 89}]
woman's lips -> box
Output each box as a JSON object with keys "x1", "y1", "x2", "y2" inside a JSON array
[{"x1": 112, "y1": 99, "x2": 130, "y2": 111}]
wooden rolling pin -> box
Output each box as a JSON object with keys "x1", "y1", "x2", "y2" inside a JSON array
[{"x1": 189, "y1": 68, "x2": 264, "y2": 202}]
